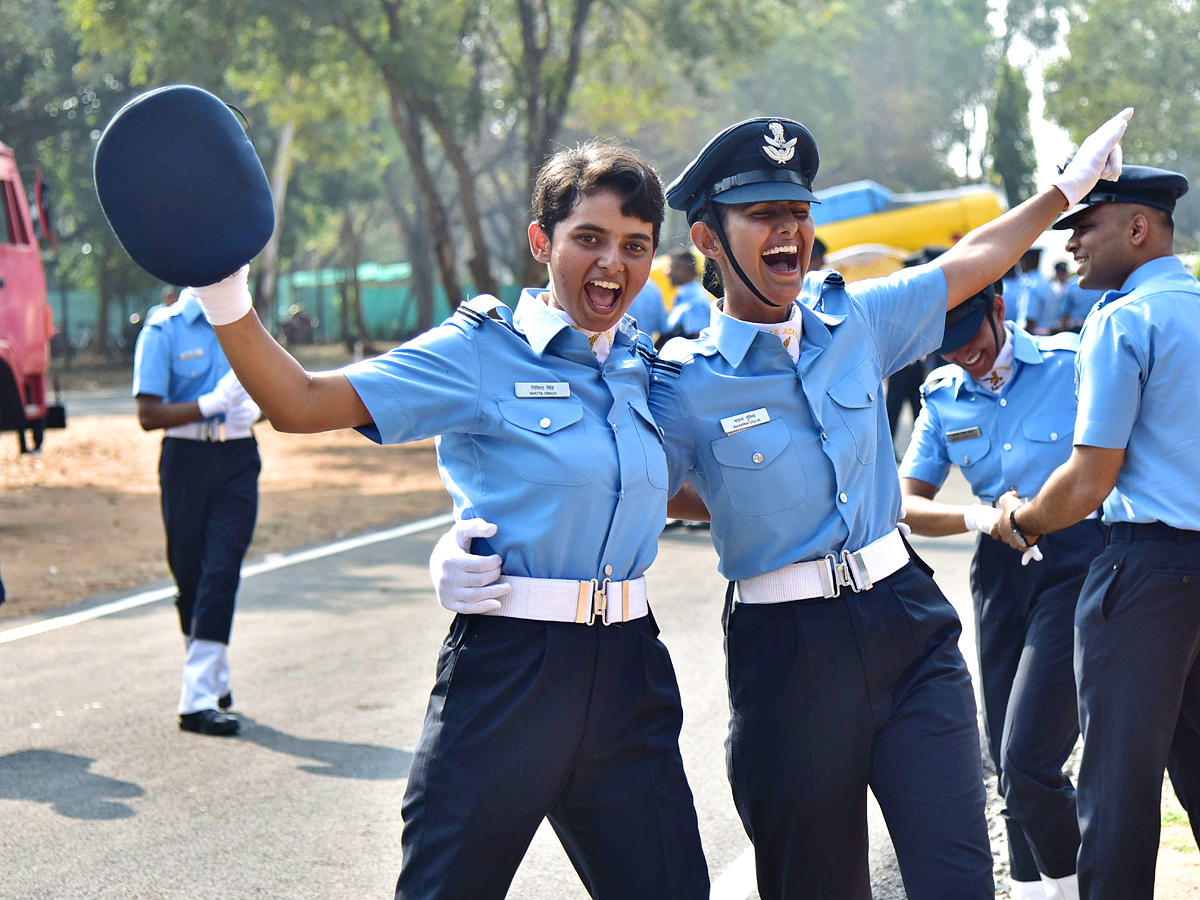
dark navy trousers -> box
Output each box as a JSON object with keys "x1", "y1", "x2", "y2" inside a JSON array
[
  {"x1": 159, "y1": 437, "x2": 260, "y2": 644},
  {"x1": 395, "y1": 612, "x2": 709, "y2": 900},
  {"x1": 1075, "y1": 523, "x2": 1200, "y2": 899},
  {"x1": 970, "y1": 519, "x2": 1105, "y2": 883},
  {"x1": 723, "y1": 561, "x2": 993, "y2": 900}
]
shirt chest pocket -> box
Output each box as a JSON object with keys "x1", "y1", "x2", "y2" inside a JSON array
[
  {"x1": 498, "y1": 397, "x2": 593, "y2": 486},
  {"x1": 950, "y1": 433, "x2": 991, "y2": 468},
  {"x1": 629, "y1": 399, "x2": 669, "y2": 490},
  {"x1": 171, "y1": 348, "x2": 208, "y2": 381},
  {"x1": 828, "y1": 358, "x2": 881, "y2": 465},
  {"x1": 709, "y1": 418, "x2": 807, "y2": 516},
  {"x1": 1022, "y1": 414, "x2": 1074, "y2": 449}
]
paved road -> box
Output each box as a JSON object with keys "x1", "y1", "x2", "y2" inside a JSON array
[
  {"x1": 0, "y1": 475, "x2": 980, "y2": 899},
  {"x1": 60, "y1": 385, "x2": 135, "y2": 417}
]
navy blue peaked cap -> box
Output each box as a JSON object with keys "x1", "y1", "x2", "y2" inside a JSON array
[
  {"x1": 667, "y1": 117, "x2": 820, "y2": 223},
  {"x1": 1053, "y1": 164, "x2": 1189, "y2": 230},
  {"x1": 94, "y1": 85, "x2": 274, "y2": 287},
  {"x1": 937, "y1": 284, "x2": 994, "y2": 356}
]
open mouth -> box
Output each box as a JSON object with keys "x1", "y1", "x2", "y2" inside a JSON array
[
  {"x1": 584, "y1": 279, "x2": 622, "y2": 311},
  {"x1": 961, "y1": 348, "x2": 983, "y2": 367},
  {"x1": 762, "y1": 244, "x2": 800, "y2": 275}
]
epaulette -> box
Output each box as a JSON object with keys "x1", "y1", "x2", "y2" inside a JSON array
[
  {"x1": 1037, "y1": 331, "x2": 1081, "y2": 353},
  {"x1": 632, "y1": 330, "x2": 657, "y2": 367},
  {"x1": 920, "y1": 363, "x2": 959, "y2": 396},
  {"x1": 453, "y1": 294, "x2": 513, "y2": 328},
  {"x1": 651, "y1": 336, "x2": 692, "y2": 379}
]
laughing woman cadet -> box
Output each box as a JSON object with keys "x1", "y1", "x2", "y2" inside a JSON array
[{"x1": 192, "y1": 143, "x2": 708, "y2": 899}]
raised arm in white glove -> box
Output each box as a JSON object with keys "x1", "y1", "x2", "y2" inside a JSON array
[
  {"x1": 1053, "y1": 108, "x2": 1133, "y2": 206},
  {"x1": 191, "y1": 264, "x2": 254, "y2": 326},
  {"x1": 196, "y1": 369, "x2": 242, "y2": 419},
  {"x1": 429, "y1": 518, "x2": 511, "y2": 614}
]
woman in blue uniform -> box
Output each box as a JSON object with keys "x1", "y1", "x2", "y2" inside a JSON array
[
  {"x1": 900, "y1": 285, "x2": 1106, "y2": 900},
  {"x1": 190, "y1": 144, "x2": 709, "y2": 900},
  {"x1": 437, "y1": 112, "x2": 1132, "y2": 900}
]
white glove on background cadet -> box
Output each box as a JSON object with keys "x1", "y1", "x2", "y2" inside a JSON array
[
  {"x1": 429, "y1": 518, "x2": 511, "y2": 614},
  {"x1": 1053, "y1": 108, "x2": 1133, "y2": 206},
  {"x1": 192, "y1": 264, "x2": 254, "y2": 326},
  {"x1": 222, "y1": 394, "x2": 261, "y2": 430},
  {"x1": 197, "y1": 369, "x2": 243, "y2": 418}
]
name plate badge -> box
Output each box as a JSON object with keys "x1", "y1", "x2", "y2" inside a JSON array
[
  {"x1": 515, "y1": 382, "x2": 570, "y2": 399},
  {"x1": 721, "y1": 407, "x2": 771, "y2": 435},
  {"x1": 946, "y1": 426, "x2": 983, "y2": 443},
  {"x1": 179, "y1": 349, "x2": 205, "y2": 361}
]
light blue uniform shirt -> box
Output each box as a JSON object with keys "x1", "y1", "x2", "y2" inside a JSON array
[
  {"x1": 343, "y1": 291, "x2": 666, "y2": 582},
  {"x1": 1059, "y1": 277, "x2": 1104, "y2": 324},
  {"x1": 1019, "y1": 270, "x2": 1057, "y2": 326},
  {"x1": 1075, "y1": 255, "x2": 1200, "y2": 528},
  {"x1": 899, "y1": 327, "x2": 1079, "y2": 501},
  {"x1": 649, "y1": 264, "x2": 947, "y2": 580},
  {"x1": 626, "y1": 279, "x2": 667, "y2": 338},
  {"x1": 132, "y1": 292, "x2": 231, "y2": 409},
  {"x1": 665, "y1": 281, "x2": 712, "y2": 336}
]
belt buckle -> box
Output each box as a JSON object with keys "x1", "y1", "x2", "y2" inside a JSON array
[
  {"x1": 587, "y1": 577, "x2": 614, "y2": 625},
  {"x1": 822, "y1": 550, "x2": 872, "y2": 598}
]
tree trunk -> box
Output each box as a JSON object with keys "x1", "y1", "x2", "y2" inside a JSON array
[
  {"x1": 254, "y1": 118, "x2": 296, "y2": 328},
  {"x1": 383, "y1": 160, "x2": 437, "y2": 335},
  {"x1": 386, "y1": 88, "x2": 463, "y2": 304}
]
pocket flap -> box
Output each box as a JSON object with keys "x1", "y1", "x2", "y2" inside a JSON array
[
  {"x1": 1022, "y1": 414, "x2": 1074, "y2": 444},
  {"x1": 499, "y1": 397, "x2": 584, "y2": 434},
  {"x1": 951, "y1": 433, "x2": 991, "y2": 466},
  {"x1": 629, "y1": 399, "x2": 663, "y2": 442},
  {"x1": 828, "y1": 359, "x2": 880, "y2": 410},
  {"x1": 710, "y1": 418, "x2": 791, "y2": 469}
]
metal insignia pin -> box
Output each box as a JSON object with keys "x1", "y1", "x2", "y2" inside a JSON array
[{"x1": 762, "y1": 121, "x2": 797, "y2": 165}]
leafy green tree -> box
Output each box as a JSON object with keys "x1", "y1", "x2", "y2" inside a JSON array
[
  {"x1": 988, "y1": 58, "x2": 1037, "y2": 206},
  {"x1": 1044, "y1": 0, "x2": 1200, "y2": 243}
]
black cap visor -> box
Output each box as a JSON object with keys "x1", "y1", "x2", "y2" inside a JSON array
[{"x1": 937, "y1": 296, "x2": 988, "y2": 355}]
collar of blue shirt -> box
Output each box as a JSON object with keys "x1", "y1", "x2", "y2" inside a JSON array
[
  {"x1": 704, "y1": 299, "x2": 843, "y2": 368},
  {"x1": 176, "y1": 290, "x2": 207, "y2": 324},
  {"x1": 954, "y1": 323, "x2": 1045, "y2": 398},
  {"x1": 1116, "y1": 254, "x2": 1188, "y2": 296},
  {"x1": 512, "y1": 288, "x2": 640, "y2": 357}
]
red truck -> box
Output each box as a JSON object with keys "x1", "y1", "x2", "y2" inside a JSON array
[{"x1": 0, "y1": 139, "x2": 65, "y2": 453}]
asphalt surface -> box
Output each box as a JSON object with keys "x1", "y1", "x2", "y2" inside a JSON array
[{"x1": 0, "y1": 471, "x2": 981, "y2": 900}]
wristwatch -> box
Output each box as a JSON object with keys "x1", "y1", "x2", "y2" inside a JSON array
[{"x1": 1009, "y1": 508, "x2": 1032, "y2": 550}]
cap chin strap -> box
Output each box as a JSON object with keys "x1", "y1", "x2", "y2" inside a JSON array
[
  {"x1": 985, "y1": 308, "x2": 1001, "y2": 355},
  {"x1": 704, "y1": 196, "x2": 782, "y2": 308}
]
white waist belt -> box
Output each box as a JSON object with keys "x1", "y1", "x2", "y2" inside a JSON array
[
  {"x1": 165, "y1": 420, "x2": 254, "y2": 441},
  {"x1": 736, "y1": 529, "x2": 910, "y2": 604},
  {"x1": 483, "y1": 575, "x2": 648, "y2": 625}
]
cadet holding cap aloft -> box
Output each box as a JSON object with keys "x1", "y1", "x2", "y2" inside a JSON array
[
  {"x1": 899, "y1": 282, "x2": 1105, "y2": 900},
  {"x1": 996, "y1": 164, "x2": 1200, "y2": 900},
  {"x1": 435, "y1": 109, "x2": 1136, "y2": 898}
]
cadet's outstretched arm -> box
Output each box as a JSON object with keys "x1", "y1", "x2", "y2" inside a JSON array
[
  {"x1": 193, "y1": 267, "x2": 371, "y2": 434},
  {"x1": 936, "y1": 108, "x2": 1132, "y2": 311}
]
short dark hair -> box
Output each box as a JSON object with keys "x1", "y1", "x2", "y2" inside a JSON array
[
  {"x1": 532, "y1": 142, "x2": 664, "y2": 247},
  {"x1": 670, "y1": 247, "x2": 697, "y2": 267}
]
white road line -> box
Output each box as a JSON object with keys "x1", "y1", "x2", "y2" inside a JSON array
[
  {"x1": 711, "y1": 846, "x2": 756, "y2": 900},
  {"x1": 0, "y1": 512, "x2": 454, "y2": 645}
]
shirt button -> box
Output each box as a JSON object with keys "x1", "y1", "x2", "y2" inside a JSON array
[
  {"x1": 1050, "y1": 432, "x2": 1058, "y2": 441},
  {"x1": 962, "y1": 456, "x2": 970, "y2": 465},
  {"x1": 1000, "y1": 398, "x2": 1007, "y2": 407},
  {"x1": 752, "y1": 452, "x2": 765, "y2": 464},
  {"x1": 839, "y1": 492, "x2": 848, "y2": 503},
  {"x1": 604, "y1": 565, "x2": 612, "y2": 575},
  {"x1": 540, "y1": 417, "x2": 551, "y2": 429},
  {"x1": 867, "y1": 392, "x2": 874, "y2": 402},
  {"x1": 821, "y1": 432, "x2": 828, "y2": 441},
  {"x1": 1003, "y1": 443, "x2": 1012, "y2": 451}
]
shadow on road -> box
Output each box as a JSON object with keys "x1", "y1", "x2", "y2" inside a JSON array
[
  {"x1": 0, "y1": 750, "x2": 144, "y2": 819},
  {"x1": 237, "y1": 716, "x2": 413, "y2": 780}
]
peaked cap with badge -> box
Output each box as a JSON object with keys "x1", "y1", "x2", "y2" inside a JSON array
[
  {"x1": 1053, "y1": 163, "x2": 1189, "y2": 230},
  {"x1": 666, "y1": 117, "x2": 820, "y2": 307},
  {"x1": 938, "y1": 283, "x2": 1000, "y2": 356},
  {"x1": 93, "y1": 84, "x2": 275, "y2": 288}
]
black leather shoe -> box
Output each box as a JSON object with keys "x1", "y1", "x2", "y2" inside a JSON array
[
  {"x1": 218, "y1": 692, "x2": 232, "y2": 710},
  {"x1": 179, "y1": 709, "x2": 240, "y2": 736}
]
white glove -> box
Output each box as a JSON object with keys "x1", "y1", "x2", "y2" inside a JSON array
[
  {"x1": 1020, "y1": 545, "x2": 1044, "y2": 567},
  {"x1": 1053, "y1": 108, "x2": 1133, "y2": 206},
  {"x1": 222, "y1": 395, "x2": 261, "y2": 429},
  {"x1": 429, "y1": 518, "x2": 511, "y2": 614},
  {"x1": 196, "y1": 369, "x2": 242, "y2": 418},
  {"x1": 897, "y1": 506, "x2": 911, "y2": 538},
  {"x1": 191, "y1": 264, "x2": 254, "y2": 326},
  {"x1": 964, "y1": 504, "x2": 1002, "y2": 535}
]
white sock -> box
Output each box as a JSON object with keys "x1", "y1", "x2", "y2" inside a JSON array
[
  {"x1": 1011, "y1": 881, "x2": 1048, "y2": 900},
  {"x1": 1041, "y1": 874, "x2": 1079, "y2": 900},
  {"x1": 178, "y1": 639, "x2": 227, "y2": 715}
]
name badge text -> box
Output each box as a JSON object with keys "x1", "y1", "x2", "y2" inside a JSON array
[
  {"x1": 179, "y1": 349, "x2": 205, "y2": 361},
  {"x1": 721, "y1": 408, "x2": 771, "y2": 435},
  {"x1": 946, "y1": 426, "x2": 983, "y2": 443},
  {"x1": 515, "y1": 382, "x2": 570, "y2": 399}
]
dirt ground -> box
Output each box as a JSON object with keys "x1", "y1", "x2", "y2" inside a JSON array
[{"x1": 0, "y1": 413, "x2": 448, "y2": 621}]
